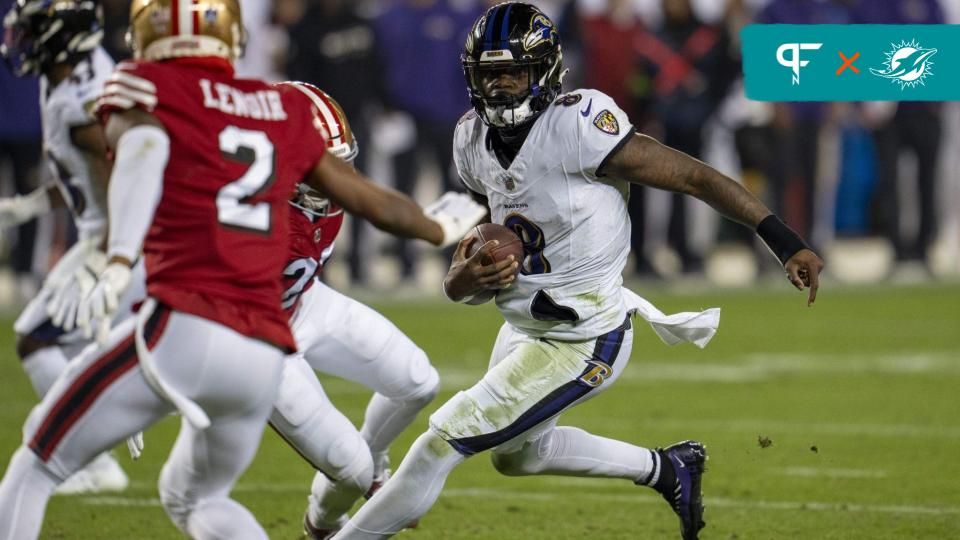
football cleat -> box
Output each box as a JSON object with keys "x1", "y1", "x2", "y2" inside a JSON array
[
  {"x1": 657, "y1": 440, "x2": 707, "y2": 540},
  {"x1": 54, "y1": 452, "x2": 129, "y2": 495},
  {"x1": 302, "y1": 513, "x2": 346, "y2": 540},
  {"x1": 364, "y1": 468, "x2": 391, "y2": 500}
]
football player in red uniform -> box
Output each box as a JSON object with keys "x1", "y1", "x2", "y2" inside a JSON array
[
  {"x1": 0, "y1": 1, "x2": 483, "y2": 539},
  {"x1": 269, "y1": 82, "x2": 440, "y2": 538}
]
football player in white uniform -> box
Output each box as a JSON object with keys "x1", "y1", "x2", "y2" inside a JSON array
[
  {"x1": 267, "y1": 83, "x2": 466, "y2": 539},
  {"x1": 0, "y1": 0, "x2": 141, "y2": 494},
  {"x1": 333, "y1": 4, "x2": 823, "y2": 540}
]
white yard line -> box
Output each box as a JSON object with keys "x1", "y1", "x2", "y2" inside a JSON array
[{"x1": 81, "y1": 485, "x2": 959, "y2": 516}]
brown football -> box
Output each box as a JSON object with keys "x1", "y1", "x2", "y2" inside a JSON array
[{"x1": 466, "y1": 223, "x2": 524, "y2": 274}]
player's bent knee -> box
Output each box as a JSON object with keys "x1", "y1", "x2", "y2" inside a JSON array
[
  {"x1": 324, "y1": 431, "x2": 374, "y2": 491},
  {"x1": 490, "y1": 450, "x2": 535, "y2": 476},
  {"x1": 405, "y1": 361, "x2": 440, "y2": 406}
]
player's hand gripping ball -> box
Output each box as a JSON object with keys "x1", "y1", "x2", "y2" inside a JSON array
[{"x1": 466, "y1": 223, "x2": 524, "y2": 274}]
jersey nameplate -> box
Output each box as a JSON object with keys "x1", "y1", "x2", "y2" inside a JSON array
[{"x1": 199, "y1": 80, "x2": 287, "y2": 121}]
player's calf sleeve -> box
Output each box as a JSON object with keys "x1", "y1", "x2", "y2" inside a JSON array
[
  {"x1": 19, "y1": 345, "x2": 68, "y2": 398},
  {"x1": 159, "y1": 464, "x2": 267, "y2": 539},
  {"x1": 185, "y1": 497, "x2": 267, "y2": 540},
  {"x1": 490, "y1": 426, "x2": 655, "y2": 481},
  {"x1": 334, "y1": 431, "x2": 464, "y2": 539},
  {"x1": 0, "y1": 447, "x2": 59, "y2": 540}
]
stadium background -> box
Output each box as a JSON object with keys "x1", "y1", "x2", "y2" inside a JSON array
[{"x1": 1, "y1": 0, "x2": 959, "y2": 538}]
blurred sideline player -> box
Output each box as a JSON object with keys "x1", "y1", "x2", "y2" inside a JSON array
[
  {"x1": 268, "y1": 82, "x2": 445, "y2": 538},
  {"x1": 333, "y1": 4, "x2": 824, "y2": 540},
  {"x1": 0, "y1": 0, "x2": 142, "y2": 494},
  {"x1": 0, "y1": 0, "x2": 482, "y2": 538}
]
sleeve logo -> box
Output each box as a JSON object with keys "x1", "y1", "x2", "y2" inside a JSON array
[{"x1": 592, "y1": 110, "x2": 620, "y2": 135}]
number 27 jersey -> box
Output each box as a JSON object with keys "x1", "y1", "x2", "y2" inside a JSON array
[{"x1": 97, "y1": 58, "x2": 327, "y2": 351}]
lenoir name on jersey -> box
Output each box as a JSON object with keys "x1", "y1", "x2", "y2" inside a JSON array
[{"x1": 199, "y1": 79, "x2": 287, "y2": 121}]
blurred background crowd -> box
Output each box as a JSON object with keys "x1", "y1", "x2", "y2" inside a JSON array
[{"x1": 2, "y1": 0, "x2": 959, "y2": 307}]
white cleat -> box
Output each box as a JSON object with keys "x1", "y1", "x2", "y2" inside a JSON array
[{"x1": 54, "y1": 452, "x2": 129, "y2": 495}]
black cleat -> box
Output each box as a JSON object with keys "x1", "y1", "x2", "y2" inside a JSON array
[
  {"x1": 657, "y1": 440, "x2": 707, "y2": 540},
  {"x1": 302, "y1": 513, "x2": 340, "y2": 540}
]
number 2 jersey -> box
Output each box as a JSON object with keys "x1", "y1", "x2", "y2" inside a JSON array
[
  {"x1": 282, "y1": 204, "x2": 344, "y2": 318},
  {"x1": 96, "y1": 58, "x2": 327, "y2": 351},
  {"x1": 454, "y1": 89, "x2": 634, "y2": 341}
]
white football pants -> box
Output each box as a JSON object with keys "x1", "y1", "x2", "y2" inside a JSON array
[
  {"x1": 270, "y1": 281, "x2": 439, "y2": 528},
  {"x1": 0, "y1": 301, "x2": 283, "y2": 540}
]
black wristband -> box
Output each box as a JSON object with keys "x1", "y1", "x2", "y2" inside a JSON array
[{"x1": 756, "y1": 215, "x2": 808, "y2": 265}]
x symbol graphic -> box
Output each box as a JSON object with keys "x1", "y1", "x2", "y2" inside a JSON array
[{"x1": 836, "y1": 51, "x2": 860, "y2": 75}]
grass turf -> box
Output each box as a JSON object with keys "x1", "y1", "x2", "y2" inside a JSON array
[{"x1": 1, "y1": 282, "x2": 959, "y2": 539}]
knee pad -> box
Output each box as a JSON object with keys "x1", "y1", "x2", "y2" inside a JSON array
[
  {"x1": 490, "y1": 431, "x2": 556, "y2": 476},
  {"x1": 379, "y1": 344, "x2": 440, "y2": 404},
  {"x1": 322, "y1": 430, "x2": 373, "y2": 493}
]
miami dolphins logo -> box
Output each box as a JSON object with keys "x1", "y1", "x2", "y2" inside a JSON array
[
  {"x1": 870, "y1": 39, "x2": 937, "y2": 89},
  {"x1": 523, "y1": 14, "x2": 556, "y2": 51}
]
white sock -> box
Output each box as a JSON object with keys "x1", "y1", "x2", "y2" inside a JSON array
[
  {"x1": 21, "y1": 347, "x2": 68, "y2": 398},
  {"x1": 187, "y1": 497, "x2": 267, "y2": 540},
  {"x1": 360, "y1": 392, "x2": 433, "y2": 470},
  {"x1": 333, "y1": 431, "x2": 464, "y2": 539},
  {"x1": 0, "y1": 447, "x2": 60, "y2": 540},
  {"x1": 492, "y1": 427, "x2": 655, "y2": 481}
]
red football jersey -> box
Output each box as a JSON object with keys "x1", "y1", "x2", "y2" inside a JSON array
[
  {"x1": 97, "y1": 58, "x2": 327, "y2": 351},
  {"x1": 281, "y1": 205, "x2": 344, "y2": 317}
]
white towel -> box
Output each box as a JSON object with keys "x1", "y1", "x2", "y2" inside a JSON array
[{"x1": 622, "y1": 288, "x2": 720, "y2": 349}]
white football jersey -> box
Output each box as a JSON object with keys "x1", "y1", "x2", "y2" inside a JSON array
[
  {"x1": 454, "y1": 89, "x2": 635, "y2": 340},
  {"x1": 39, "y1": 46, "x2": 114, "y2": 240}
]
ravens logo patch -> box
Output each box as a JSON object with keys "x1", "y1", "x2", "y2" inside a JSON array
[{"x1": 592, "y1": 110, "x2": 619, "y2": 135}]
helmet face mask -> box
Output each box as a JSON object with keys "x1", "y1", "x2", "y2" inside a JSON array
[
  {"x1": 462, "y1": 3, "x2": 563, "y2": 129},
  {"x1": 1, "y1": 0, "x2": 104, "y2": 77},
  {"x1": 277, "y1": 81, "x2": 357, "y2": 219}
]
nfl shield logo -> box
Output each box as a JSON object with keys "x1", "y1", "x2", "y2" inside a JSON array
[
  {"x1": 500, "y1": 174, "x2": 516, "y2": 192},
  {"x1": 314, "y1": 228, "x2": 323, "y2": 243}
]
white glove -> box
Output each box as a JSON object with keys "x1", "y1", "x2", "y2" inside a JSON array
[
  {"x1": 76, "y1": 262, "x2": 133, "y2": 344},
  {"x1": 126, "y1": 432, "x2": 144, "y2": 460},
  {"x1": 46, "y1": 248, "x2": 107, "y2": 331},
  {"x1": 0, "y1": 189, "x2": 51, "y2": 229},
  {"x1": 423, "y1": 192, "x2": 488, "y2": 248}
]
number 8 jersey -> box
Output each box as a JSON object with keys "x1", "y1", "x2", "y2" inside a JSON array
[
  {"x1": 453, "y1": 89, "x2": 634, "y2": 341},
  {"x1": 96, "y1": 58, "x2": 327, "y2": 352}
]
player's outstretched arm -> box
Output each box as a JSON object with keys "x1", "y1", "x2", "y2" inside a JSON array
[
  {"x1": 71, "y1": 108, "x2": 169, "y2": 342},
  {"x1": 304, "y1": 152, "x2": 485, "y2": 247},
  {"x1": 601, "y1": 133, "x2": 823, "y2": 305}
]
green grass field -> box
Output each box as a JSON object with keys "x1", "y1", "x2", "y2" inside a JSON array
[{"x1": 2, "y1": 282, "x2": 959, "y2": 539}]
